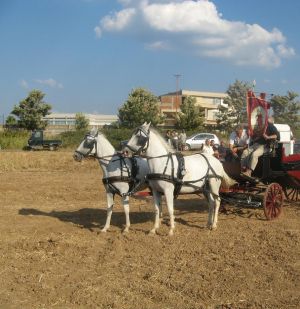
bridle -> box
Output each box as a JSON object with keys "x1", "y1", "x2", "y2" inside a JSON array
[
  {"x1": 74, "y1": 132, "x2": 99, "y2": 159},
  {"x1": 125, "y1": 126, "x2": 150, "y2": 155}
]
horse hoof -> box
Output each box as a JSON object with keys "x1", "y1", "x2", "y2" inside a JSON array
[
  {"x1": 122, "y1": 228, "x2": 129, "y2": 233},
  {"x1": 101, "y1": 228, "x2": 107, "y2": 233},
  {"x1": 149, "y1": 229, "x2": 157, "y2": 235},
  {"x1": 168, "y1": 230, "x2": 174, "y2": 236},
  {"x1": 207, "y1": 225, "x2": 217, "y2": 231}
]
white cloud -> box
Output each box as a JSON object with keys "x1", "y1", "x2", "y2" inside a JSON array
[
  {"x1": 95, "y1": 0, "x2": 295, "y2": 68},
  {"x1": 35, "y1": 78, "x2": 63, "y2": 89},
  {"x1": 145, "y1": 40, "x2": 170, "y2": 50},
  {"x1": 100, "y1": 8, "x2": 136, "y2": 32},
  {"x1": 94, "y1": 26, "x2": 102, "y2": 38},
  {"x1": 20, "y1": 79, "x2": 29, "y2": 89}
]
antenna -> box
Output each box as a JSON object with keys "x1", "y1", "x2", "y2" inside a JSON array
[{"x1": 174, "y1": 74, "x2": 181, "y2": 113}]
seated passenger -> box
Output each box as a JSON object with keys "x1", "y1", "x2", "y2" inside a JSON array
[
  {"x1": 229, "y1": 125, "x2": 249, "y2": 160},
  {"x1": 218, "y1": 140, "x2": 227, "y2": 162},
  {"x1": 241, "y1": 116, "x2": 280, "y2": 178},
  {"x1": 210, "y1": 139, "x2": 220, "y2": 158},
  {"x1": 200, "y1": 138, "x2": 214, "y2": 155}
]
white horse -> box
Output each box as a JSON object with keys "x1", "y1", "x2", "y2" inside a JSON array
[
  {"x1": 73, "y1": 128, "x2": 149, "y2": 233},
  {"x1": 124, "y1": 123, "x2": 235, "y2": 235}
]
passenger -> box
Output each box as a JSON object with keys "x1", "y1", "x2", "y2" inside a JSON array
[
  {"x1": 218, "y1": 140, "x2": 227, "y2": 162},
  {"x1": 210, "y1": 140, "x2": 219, "y2": 158},
  {"x1": 229, "y1": 125, "x2": 249, "y2": 160},
  {"x1": 200, "y1": 138, "x2": 214, "y2": 155},
  {"x1": 241, "y1": 116, "x2": 280, "y2": 178}
]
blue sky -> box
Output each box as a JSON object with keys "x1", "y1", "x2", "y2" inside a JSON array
[{"x1": 1, "y1": 0, "x2": 300, "y2": 120}]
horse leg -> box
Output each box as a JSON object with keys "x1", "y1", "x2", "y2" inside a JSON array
[
  {"x1": 101, "y1": 192, "x2": 114, "y2": 232},
  {"x1": 207, "y1": 179, "x2": 221, "y2": 230},
  {"x1": 122, "y1": 195, "x2": 130, "y2": 233},
  {"x1": 150, "y1": 190, "x2": 161, "y2": 234},
  {"x1": 164, "y1": 189, "x2": 175, "y2": 236}
]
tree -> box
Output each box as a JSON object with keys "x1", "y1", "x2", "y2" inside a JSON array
[
  {"x1": 75, "y1": 113, "x2": 89, "y2": 131},
  {"x1": 11, "y1": 90, "x2": 52, "y2": 130},
  {"x1": 176, "y1": 96, "x2": 205, "y2": 130},
  {"x1": 270, "y1": 91, "x2": 300, "y2": 130},
  {"x1": 215, "y1": 104, "x2": 237, "y2": 133},
  {"x1": 5, "y1": 115, "x2": 18, "y2": 128},
  {"x1": 216, "y1": 80, "x2": 252, "y2": 132},
  {"x1": 118, "y1": 88, "x2": 164, "y2": 128}
]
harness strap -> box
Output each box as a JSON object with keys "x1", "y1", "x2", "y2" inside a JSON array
[{"x1": 101, "y1": 156, "x2": 143, "y2": 197}]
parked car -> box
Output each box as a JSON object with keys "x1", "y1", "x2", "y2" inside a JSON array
[{"x1": 184, "y1": 133, "x2": 220, "y2": 150}]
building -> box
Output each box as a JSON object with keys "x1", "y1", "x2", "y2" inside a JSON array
[
  {"x1": 43, "y1": 113, "x2": 119, "y2": 134},
  {"x1": 159, "y1": 89, "x2": 228, "y2": 127}
]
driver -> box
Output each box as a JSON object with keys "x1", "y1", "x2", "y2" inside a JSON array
[{"x1": 241, "y1": 116, "x2": 280, "y2": 178}]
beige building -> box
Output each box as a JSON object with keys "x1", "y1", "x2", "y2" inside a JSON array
[
  {"x1": 159, "y1": 89, "x2": 228, "y2": 127},
  {"x1": 43, "y1": 113, "x2": 118, "y2": 134}
]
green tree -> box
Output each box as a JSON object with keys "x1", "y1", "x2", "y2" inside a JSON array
[
  {"x1": 216, "y1": 80, "x2": 252, "y2": 132},
  {"x1": 75, "y1": 113, "x2": 89, "y2": 131},
  {"x1": 176, "y1": 96, "x2": 205, "y2": 130},
  {"x1": 270, "y1": 91, "x2": 300, "y2": 130},
  {"x1": 215, "y1": 104, "x2": 237, "y2": 133},
  {"x1": 11, "y1": 90, "x2": 52, "y2": 130},
  {"x1": 5, "y1": 115, "x2": 18, "y2": 127},
  {"x1": 118, "y1": 88, "x2": 164, "y2": 128}
]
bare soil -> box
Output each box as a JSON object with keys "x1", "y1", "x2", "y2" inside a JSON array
[{"x1": 0, "y1": 152, "x2": 299, "y2": 309}]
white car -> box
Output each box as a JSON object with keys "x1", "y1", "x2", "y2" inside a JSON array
[{"x1": 184, "y1": 133, "x2": 220, "y2": 150}]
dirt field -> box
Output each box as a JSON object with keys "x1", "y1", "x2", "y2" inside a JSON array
[{"x1": 0, "y1": 151, "x2": 299, "y2": 309}]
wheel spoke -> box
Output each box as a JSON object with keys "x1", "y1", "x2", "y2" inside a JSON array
[{"x1": 264, "y1": 183, "x2": 283, "y2": 220}]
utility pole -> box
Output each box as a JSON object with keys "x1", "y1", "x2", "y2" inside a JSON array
[{"x1": 174, "y1": 74, "x2": 181, "y2": 114}]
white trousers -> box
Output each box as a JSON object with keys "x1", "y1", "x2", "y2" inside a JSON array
[{"x1": 241, "y1": 143, "x2": 265, "y2": 171}]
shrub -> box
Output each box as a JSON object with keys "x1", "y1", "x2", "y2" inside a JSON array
[
  {"x1": 59, "y1": 130, "x2": 87, "y2": 149},
  {"x1": 0, "y1": 130, "x2": 30, "y2": 149}
]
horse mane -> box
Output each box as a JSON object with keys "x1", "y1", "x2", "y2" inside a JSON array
[
  {"x1": 96, "y1": 129, "x2": 116, "y2": 152},
  {"x1": 150, "y1": 127, "x2": 175, "y2": 153}
]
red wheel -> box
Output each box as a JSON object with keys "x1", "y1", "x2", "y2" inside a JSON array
[
  {"x1": 283, "y1": 187, "x2": 300, "y2": 202},
  {"x1": 263, "y1": 183, "x2": 283, "y2": 220}
]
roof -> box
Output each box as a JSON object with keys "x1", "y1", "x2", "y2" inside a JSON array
[
  {"x1": 44, "y1": 113, "x2": 118, "y2": 121},
  {"x1": 160, "y1": 89, "x2": 227, "y2": 99}
]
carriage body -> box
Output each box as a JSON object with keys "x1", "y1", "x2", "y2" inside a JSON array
[{"x1": 220, "y1": 91, "x2": 300, "y2": 220}]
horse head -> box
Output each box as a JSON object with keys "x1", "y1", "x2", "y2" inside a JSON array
[
  {"x1": 73, "y1": 127, "x2": 98, "y2": 162},
  {"x1": 123, "y1": 122, "x2": 151, "y2": 156}
]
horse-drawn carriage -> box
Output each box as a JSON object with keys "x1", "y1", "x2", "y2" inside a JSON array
[{"x1": 74, "y1": 89, "x2": 299, "y2": 234}]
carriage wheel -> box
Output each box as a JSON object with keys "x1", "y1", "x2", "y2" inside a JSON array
[
  {"x1": 263, "y1": 183, "x2": 283, "y2": 220},
  {"x1": 283, "y1": 187, "x2": 300, "y2": 202}
]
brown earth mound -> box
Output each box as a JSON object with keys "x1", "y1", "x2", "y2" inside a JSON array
[{"x1": 0, "y1": 152, "x2": 299, "y2": 308}]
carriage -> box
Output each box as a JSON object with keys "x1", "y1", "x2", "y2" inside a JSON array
[{"x1": 219, "y1": 90, "x2": 300, "y2": 220}]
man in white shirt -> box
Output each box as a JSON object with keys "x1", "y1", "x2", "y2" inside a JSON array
[{"x1": 229, "y1": 125, "x2": 249, "y2": 159}]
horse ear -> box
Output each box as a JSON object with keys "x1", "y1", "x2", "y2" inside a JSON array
[
  {"x1": 91, "y1": 126, "x2": 97, "y2": 135},
  {"x1": 144, "y1": 122, "x2": 151, "y2": 130}
]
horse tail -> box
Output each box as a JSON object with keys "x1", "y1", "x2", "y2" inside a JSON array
[{"x1": 221, "y1": 169, "x2": 236, "y2": 189}]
